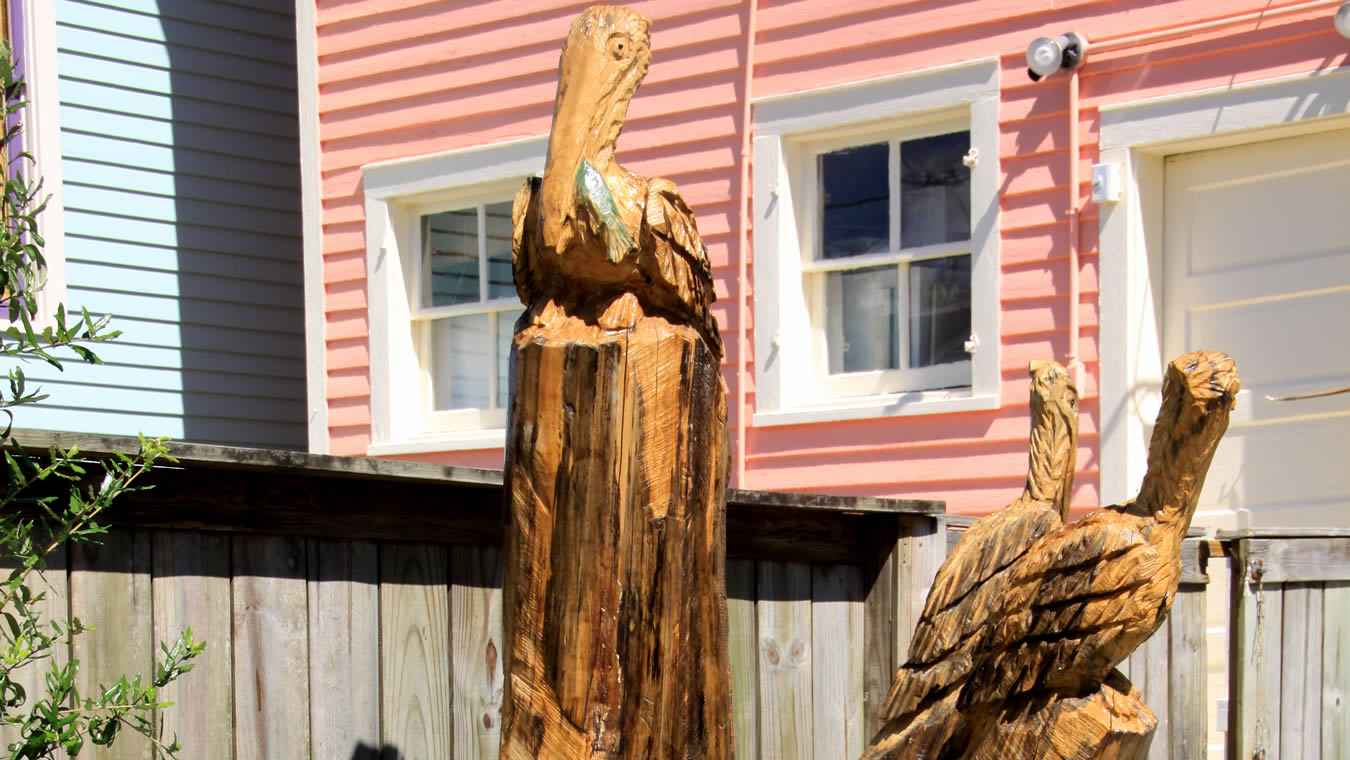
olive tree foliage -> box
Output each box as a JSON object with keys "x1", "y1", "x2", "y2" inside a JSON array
[{"x1": 0, "y1": 41, "x2": 203, "y2": 758}]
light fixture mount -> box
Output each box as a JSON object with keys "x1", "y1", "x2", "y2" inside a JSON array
[
  {"x1": 1026, "y1": 32, "x2": 1088, "y2": 82},
  {"x1": 1336, "y1": 2, "x2": 1350, "y2": 39}
]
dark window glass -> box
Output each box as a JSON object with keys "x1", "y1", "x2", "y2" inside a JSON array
[{"x1": 820, "y1": 142, "x2": 889, "y2": 259}]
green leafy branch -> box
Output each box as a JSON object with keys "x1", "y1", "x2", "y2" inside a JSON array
[{"x1": 0, "y1": 37, "x2": 202, "y2": 759}]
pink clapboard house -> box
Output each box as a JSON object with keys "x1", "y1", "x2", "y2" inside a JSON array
[{"x1": 300, "y1": 0, "x2": 1350, "y2": 530}]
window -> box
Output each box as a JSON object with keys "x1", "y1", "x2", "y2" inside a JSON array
[
  {"x1": 806, "y1": 126, "x2": 973, "y2": 396},
  {"x1": 411, "y1": 199, "x2": 521, "y2": 426},
  {"x1": 752, "y1": 60, "x2": 1000, "y2": 425},
  {"x1": 362, "y1": 136, "x2": 546, "y2": 454}
]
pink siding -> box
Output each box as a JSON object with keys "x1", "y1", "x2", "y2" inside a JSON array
[{"x1": 313, "y1": 0, "x2": 1346, "y2": 516}]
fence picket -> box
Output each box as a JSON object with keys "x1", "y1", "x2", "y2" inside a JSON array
[
  {"x1": 756, "y1": 561, "x2": 812, "y2": 759},
  {"x1": 451, "y1": 545, "x2": 504, "y2": 760},
  {"x1": 380, "y1": 543, "x2": 452, "y2": 758},
  {"x1": 152, "y1": 532, "x2": 233, "y2": 759},
  {"x1": 307, "y1": 540, "x2": 380, "y2": 759},
  {"x1": 232, "y1": 535, "x2": 310, "y2": 760}
]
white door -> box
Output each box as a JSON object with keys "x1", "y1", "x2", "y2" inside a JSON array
[{"x1": 1163, "y1": 127, "x2": 1350, "y2": 528}]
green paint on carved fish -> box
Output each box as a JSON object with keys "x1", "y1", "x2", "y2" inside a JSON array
[{"x1": 575, "y1": 157, "x2": 634, "y2": 264}]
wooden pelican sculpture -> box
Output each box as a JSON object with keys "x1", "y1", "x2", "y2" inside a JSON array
[
  {"x1": 878, "y1": 361, "x2": 1080, "y2": 729},
  {"x1": 511, "y1": 5, "x2": 721, "y2": 355},
  {"x1": 500, "y1": 6, "x2": 732, "y2": 759},
  {"x1": 863, "y1": 350, "x2": 1238, "y2": 759}
]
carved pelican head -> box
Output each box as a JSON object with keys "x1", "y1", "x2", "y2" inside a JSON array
[
  {"x1": 539, "y1": 6, "x2": 652, "y2": 254},
  {"x1": 1137, "y1": 350, "x2": 1239, "y2": 523},
  {"x1": 1026, "y1": 360, "x2": 1079, "y2": 518}
]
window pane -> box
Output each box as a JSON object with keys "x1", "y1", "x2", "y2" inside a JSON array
[
  {"x1": 909, "y1": 255, "x2": 971, "y2": 369},
  {"x1": 820, "y1": 142, "x2": 889, "y2": 260},
  {"x1": 424, "y1": 208, "x2": 480, "y2": 307},
  {"x1": 900, "y1": 131, "x2": 970, "y2": 249},
  {"x1": 826, "y1": 265, "x2": 899, "y2": 374},
  {"x1": 485, "y1": 201, "x2": 517, "y2": 300},
  {"x1": 431, "y1": 314, "x2": 491, "y2": 410},
  {"x1": 497, "y1": 308, "x2": 523, "y2": 409}
]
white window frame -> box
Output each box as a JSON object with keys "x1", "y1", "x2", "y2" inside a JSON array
[
  {"x1": 9, "y1": 0, "x2": 67, "y2": 325},
  {"x1": 362, "y1": 136, "x2": 546, "y2": 455},
  {"x1": 1097, "y1": 67, "x2": 1350, "y2": 508},
  {"x1": 406, "y1": 192, "x2": 521, "y2": 432},
  {"x1": 797, "y1": 117, "x2": 973, "y2": 398},
  {"x1": 752, "y1": 59, "x2": 1001, "y2": 426}
]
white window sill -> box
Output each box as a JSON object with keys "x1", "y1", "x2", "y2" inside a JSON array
[
  {"x1": 753, "y1": 389, "x2": 1000, "y2": 427},
  {"x1": 367, "y1": 429, "x2": 506, "y2": 456}
]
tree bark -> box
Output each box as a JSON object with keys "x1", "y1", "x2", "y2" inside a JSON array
[{"x1": 499, "y1": 314, "x2": 733, "y2": 760}]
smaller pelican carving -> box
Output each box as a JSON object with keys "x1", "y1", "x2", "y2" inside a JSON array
[
  {"x1": 512, "y1": 5, "x2": 722, "y2": 356},
  {"x1": 874, "y1": 360, "x2": 1080, "y2": 742},
  {"x1": 865, "y1": 351, "x2": 1238, "y2": 759}
]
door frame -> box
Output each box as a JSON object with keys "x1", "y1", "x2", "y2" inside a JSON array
[{"x1": 1097, "y1": 66, "x2": 1350, "y2": 513}]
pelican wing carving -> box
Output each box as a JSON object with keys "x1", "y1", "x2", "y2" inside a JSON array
[{"x1": 882, "y1": 361, "x2": 1079, "y2": 721}]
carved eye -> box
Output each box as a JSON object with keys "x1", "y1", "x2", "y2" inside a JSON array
[{"x1": 608, "y1": 34, "x2": 630, "y2": 60}]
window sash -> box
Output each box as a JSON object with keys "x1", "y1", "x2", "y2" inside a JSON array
[
  {"x1": 808, "y1": 256, "x2": 972, "y2": 390},
  {"x1": 403, "y1": 194, "x2": 524, "y2": 426},
  {"x1": 796, "y1": 116, "x2": 968, "y2": 267},
  {"x1": 800, "y1": 120, "x2": 974, "y2": 395},
  {"x1": 407, "y1": 194, "x2": 516, "y2": 319}
]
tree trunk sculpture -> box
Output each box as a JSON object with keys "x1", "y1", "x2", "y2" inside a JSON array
[
  {"x1": 500, "y1": 6, "x2": 732, "y2": 759},
  {"x1": 863, "y1": 350, "x2": 1239, "y2": 760}
]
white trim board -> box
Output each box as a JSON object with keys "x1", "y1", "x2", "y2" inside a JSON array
[
  {"x1": 20, "y1": 0, "x2": 67, "y2": 325},
  {"x1": 361, "y1": 137, "x2": 546, "y2": 454},
  {"x1": 1097, "y1": 65, "x2": 1350, "y2": 508},
  {"x1": 295, "y1": 0, "x2": 327, "y2": 453}
]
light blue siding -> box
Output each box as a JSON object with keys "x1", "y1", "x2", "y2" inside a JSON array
[{"x1": 12, "y1": 0, "x2": 306, "y2": 448}]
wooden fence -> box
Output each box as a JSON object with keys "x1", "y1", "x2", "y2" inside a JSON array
[
  {"x1": 5, "y1": 433, "x2": 945, "y2": 760},
  {"x1": 1222, "y1": 528, "x2": 1350, "y2": 760},
  {"x1": 11, "y1": 433, "x2": 1347, "y2": 760}
]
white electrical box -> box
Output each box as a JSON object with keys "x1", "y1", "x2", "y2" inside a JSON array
[{"x1": 1091, "y1": 162, "x2": 1121, "y2": 203}]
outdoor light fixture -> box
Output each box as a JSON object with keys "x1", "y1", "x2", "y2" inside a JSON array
[
  {"x1": 1026, "y1": 32, "x2": 1088, "y2": 81},
  {"x1": 1337, "y1": 2, "x2": 1350, "y2": 39}
]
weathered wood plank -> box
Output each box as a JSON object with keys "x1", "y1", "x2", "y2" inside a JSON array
[
  {"x1": 1279, "y1": 583, "x2": 1322, "y2": 759},
  {"x1": 232, "y1": 535, "x2": 310, "y2": 760},
  {"x1": 71, "y1": 530, "x2": 153, "y2": 760},
  {"x1": 726, "y1": 558, "x2": 759, "y2": 760},
  {"x1": 1142, "y1": 612, "x2": 1170, "y2": 760},
  {"x1": 380, "y1": 543, "x2": 452, "y2": 759},
  {"x1": 861, "y1": 517, "x2": 900, "y2": 740},
  {"x1": 811, "y1": 564, "x2": 864, "y2": 760},
  {"x1": 893, "y1": 516, "x2": 942, "y2": 659},
  {"x1": 1238, "y1": 537, "x2": 1350, "y2": 583},
  {"x1": 151, "y1": 532, "x2": 233, "y2": 759},
  {"x1": 117, "y1": 468, "x2": 504, "y2": 547},
  {"x1": 728, "y1": 505, "x2": 872, "y2": 565},
  {"x1": 1179, "y1": 537, "x2": 1209, "y2": 585},
  {"x1": 1323, "y1": 582, "x2": 1350, "y2": 756},
  {"x1": 756, "y1": 561, "x2": 812, "y2": 759},
  {"x1": 451, "y1": 545, "x2": 504, "y2": 760},
  {"x1": 12, "y1": 429, "x2": 505, "y2": 488},
  {"x1": 307, "y1": 540, "x2": 380, "y2": 760},
  {"x1": 1228, "y1": 553, "x2": 1283, "y2": 760},
  {"x1": 727, "y1": 488, "x2": 941, "y2": 515},
  {"x1": 0, "y1": 547, "x2": 70, "y2": 759},
  {"x1": 1167, "y1": 586, "x2": 1206, "y2": 760}
]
